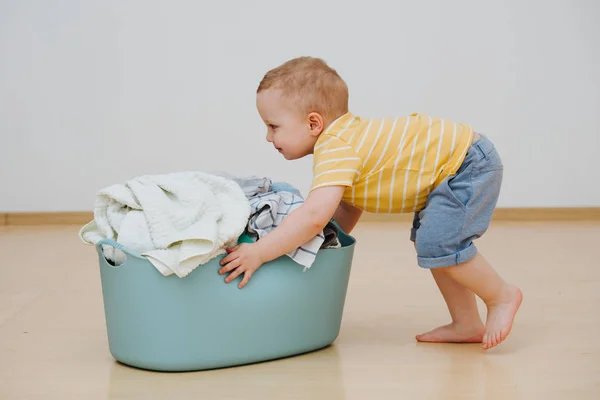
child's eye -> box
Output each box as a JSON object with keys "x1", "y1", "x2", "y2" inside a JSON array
[{"x1": 268, "y1": 124, "x2": 278, "y2": 130}]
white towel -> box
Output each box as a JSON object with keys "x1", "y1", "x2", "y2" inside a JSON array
[{"x1": 79, "y1": 171, "x2": 251, "y2": 278}]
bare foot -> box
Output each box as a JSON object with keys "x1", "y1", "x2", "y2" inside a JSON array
[
  {"x1": 482, "y1": 285, "x2": 523, "y2": 350},
  {"x1": 416, "y1": 322, "x2": 485, "y2": 343}
]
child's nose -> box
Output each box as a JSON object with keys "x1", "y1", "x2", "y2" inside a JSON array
[{"x1": 266, "y1": 132, "x2": 273, "y2": 142}]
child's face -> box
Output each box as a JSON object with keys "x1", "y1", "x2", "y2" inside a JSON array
[{"x1": 256, "y1": 89, "x2": 321, "y2": 160}]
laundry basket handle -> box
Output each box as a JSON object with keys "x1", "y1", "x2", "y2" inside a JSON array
[{"x1": 96, "y1": 239, "x2": 144, "y2": 259}]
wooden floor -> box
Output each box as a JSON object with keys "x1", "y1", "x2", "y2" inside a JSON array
[{"x1": 1, "y1": 221, "x2": 599, "y2": 399}]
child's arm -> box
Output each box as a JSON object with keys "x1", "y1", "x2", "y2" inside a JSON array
[
  {"x1": 333, "y1": 201, "x2": 363, "y2": 234},
  {"x1": 219, "y1": 185, "x2": 345, "y2": 288}
]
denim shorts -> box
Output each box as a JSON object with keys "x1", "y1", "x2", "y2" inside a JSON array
[{"x1": 410, "y1": 134, "x2": 503, "y2": 268}]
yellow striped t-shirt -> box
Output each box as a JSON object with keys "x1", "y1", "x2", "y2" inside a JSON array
[{"x1": 309, "y1": 112, "x2": 474, "y2": 213}]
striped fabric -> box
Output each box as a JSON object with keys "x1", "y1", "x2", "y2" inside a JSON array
[
  {"x1": 247, "y1": 190, "x2": 338, "y2": 270},
  {"x1": 310, "y1": 112, "x2": 474, "y2": 213}
]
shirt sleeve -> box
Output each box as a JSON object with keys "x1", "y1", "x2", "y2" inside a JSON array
[{"x1": 309, "y1": 134, "x2": 362, "y2": 192}]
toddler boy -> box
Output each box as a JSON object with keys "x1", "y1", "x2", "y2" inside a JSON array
[{"x1": 219, "y1": 57, "x2": 522, "y2": 350}]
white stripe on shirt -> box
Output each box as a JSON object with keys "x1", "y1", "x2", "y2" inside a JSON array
[
  {"x1": 364, "y1": 176, "x2": 369, "y2": 210},
  {"x1": 448, "y1": 126, "x2": 473, "y2": 175},
  {"x1": 372, "y1": 118, "x2": 398, "y2": 213},
  {"x1": 315, "y1": 157, "x2": 361, "y2": 169},
  {"x1": 355, "y1": 119, "x2": 374, "y2": 152},
  {"x1": 314, "y1": 137, "x2": 335, "y2": 151},
  {"x1": 320, "y1": 146, "x2": 353, "y2": 155},
  {"x1": 430, "y1": 119, "x2": 445, "y2": 187},
  {"x1": 389, "y1": 117, "x2": 411, "y2": 212},
  {"x1": 370, "y1": 118, "x2": 398, "y2": 174},
  {"x1": 412, "y1": 116, "x2": 433, "y2": 212},
  {"x1": 311, "y1": 181, "x2": 354, "y2": 191},
  {"x1": 451, "y1": 122, "x2": 457, "y2": 155},
  {"x1": 313, "y1": 169, "x2": 359, "y2": 180},
  {"x1": 336, "y1": 118, "x2": 355, "y2": 138},
  {"x1": 362, "y1": 119, "x2": 386, "y2": 169},
  {"x1": 401, "y1": 123, "x2": 421, "y2": 212},
  {"x1": 376, "y1": 167, "x2": 384, "y2": 213}
]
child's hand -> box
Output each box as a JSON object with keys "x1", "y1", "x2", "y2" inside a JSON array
[
  {"x1": 218, "y1": 243, "x2": 264, "y2": 289},
  {"x1": 217, "y1": 186, "x2": 346, "y2": 289}
]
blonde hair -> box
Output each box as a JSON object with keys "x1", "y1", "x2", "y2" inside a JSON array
[{"x1": 257, "y1": 57, "x2": 349, "y2": 125}]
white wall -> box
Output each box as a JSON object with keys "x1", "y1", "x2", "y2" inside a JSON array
[{"x1": 1, "y1": 0, "x2": 599, "y2": 212}]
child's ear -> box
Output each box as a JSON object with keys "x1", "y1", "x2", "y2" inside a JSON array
[{"x1": 307, "y1": 112, "x2": 324, "y2": 136}]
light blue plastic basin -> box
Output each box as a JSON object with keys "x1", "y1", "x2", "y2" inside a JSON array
[{"x1": 95, "y1": 227, "x2": 355, "y2": 371}]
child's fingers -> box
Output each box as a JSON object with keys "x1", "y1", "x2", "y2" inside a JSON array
[
  {"x1": 220, "y1": 251, "x2": 239, "y2": 267},
  {"x1": 219, "y1": 257, "x2": 240, "y2": 274},
  {"x1": 238, "y1": 270, "x2": 254, "y2": 289},
  {"x1": 226, "y1": 245, "x2": 240, "y2": 253},
  {"x1": 225, "y1": 265, "x2": 245, "y2": 283}
]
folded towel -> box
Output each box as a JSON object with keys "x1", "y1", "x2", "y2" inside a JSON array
[{"x1": 79, "y1": 171, "x2": 250, "y2": 277}]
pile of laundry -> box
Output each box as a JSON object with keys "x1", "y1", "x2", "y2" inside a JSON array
[{"x1": 79, "y1": 171, "x2": 340, "y2": 278}]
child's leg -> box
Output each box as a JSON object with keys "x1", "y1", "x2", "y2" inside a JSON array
[
  {"x1": 437, "y1": 252, "x2": 522, "y2": 349},
  {"x1": 411, "y1": 134, "x2": 521, "y2": 349},
  {"x1": 416, "y1": 268, "x2": 484, "y2": 343}
]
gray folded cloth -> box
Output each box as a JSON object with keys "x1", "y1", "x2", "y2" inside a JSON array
[{"x1": 212, "y1": 172, "x2": 341, "y2": 267}]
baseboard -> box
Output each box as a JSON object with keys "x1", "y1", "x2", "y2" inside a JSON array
[
  {"x1": 1, "y1": 212, "x2": 93, "y2": 226},
  {"x1": 360, "y1": 207, "x2": 600, "y2": 222},
  {"x1": 493, "y1": 207, "x2": 600, "y2": 221},
  {"x1": 1, "y1": 208, "x2": 599, "y2": 226}
]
